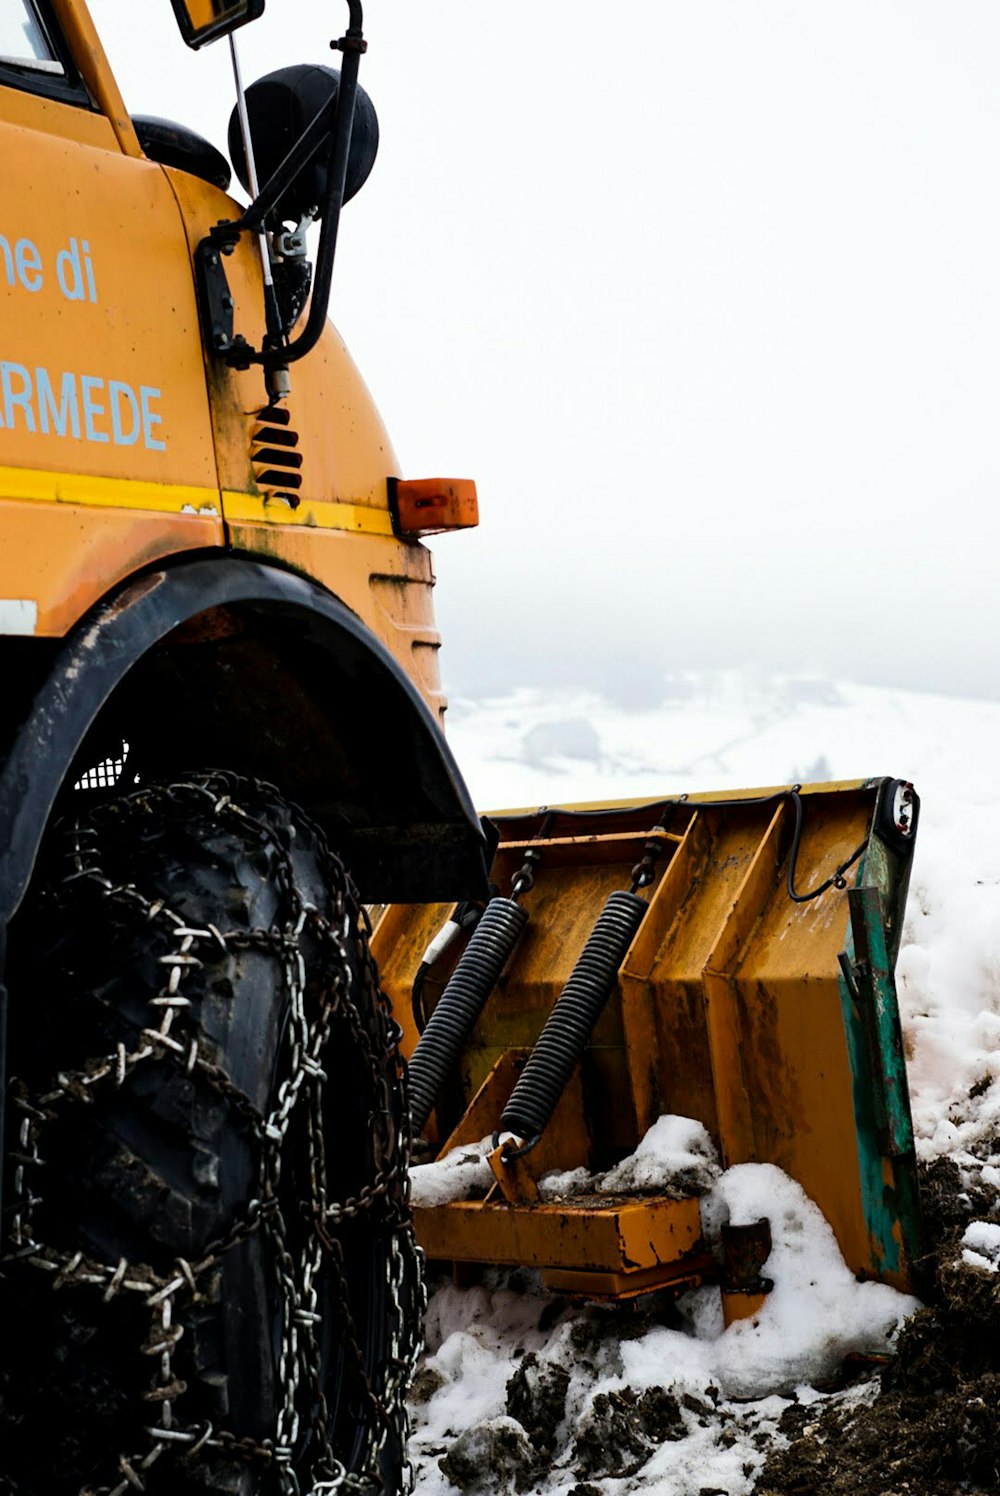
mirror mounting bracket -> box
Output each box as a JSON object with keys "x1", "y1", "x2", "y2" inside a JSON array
[
  {"x1": 192, "y1": 0, "x2": 366, "y2": 379},
  {"x1": 195, "y1": 233, "x2": 237, "y2": 356}
]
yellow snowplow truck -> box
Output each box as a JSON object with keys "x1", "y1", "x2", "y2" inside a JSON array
[
  {"x1": 0, "y1": 3, "x2": 486, "y2": 1492},
  {"x1": 0, "y1": 3, "x2": 921, "y2": 1494}
]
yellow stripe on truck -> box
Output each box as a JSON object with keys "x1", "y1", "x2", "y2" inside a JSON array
[
  {"x1": 221, "y1": 491, "x2": 395, "y2": 536},
  {"x1": 0, "y1": 465, "x2": 395, "y2": 535},
  {"x1": 0, "y1": 463, "x2": 219, "y2": 516}
]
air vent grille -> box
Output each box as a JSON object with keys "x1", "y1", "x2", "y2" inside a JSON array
[{"x1": 251, "y1": 404, "x2": 302, "y2": 507}]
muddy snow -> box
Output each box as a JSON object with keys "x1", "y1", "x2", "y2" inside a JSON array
[{"x1": 406, "y1": 672, "x2": 1000, "y2": 1495}]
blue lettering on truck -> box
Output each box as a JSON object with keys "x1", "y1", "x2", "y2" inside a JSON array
[
  {"x1": 1, "y1": 231, "x2": 168, "y2": 453},
  {"x1": 0, "y1": 363, "x2": 166, "y2": 451}
]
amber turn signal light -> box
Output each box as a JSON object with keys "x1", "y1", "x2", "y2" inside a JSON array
[{"x1": 388, "y1": 477, "x2": 479, "y2": 537}]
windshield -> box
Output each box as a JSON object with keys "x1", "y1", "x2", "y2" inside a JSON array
[{"x1": 0, "y1": 0, "x2": 60, "y2": 70}]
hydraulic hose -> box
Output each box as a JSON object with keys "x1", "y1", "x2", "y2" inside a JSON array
[
  {"x1": 499, "y1": 889, "x2": 648, "y2": 1146},
  {"x1": 408, "y1": 896, "x2": 528, "y2": 1135}
]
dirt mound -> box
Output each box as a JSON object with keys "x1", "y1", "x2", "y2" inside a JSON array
[
  {"x1": 574, "y1": 1386, "x2": 687, "y2": 1478},
  {"x1": 756, "y1": 1159, "x2": 1000, "y2": 1496},
  {"x1": 506, "y1": 1352, "x2": 571, "y2": 1453},
  {"x1": 439, "y1": 1416, "x2": 539, "y2": 1494}
]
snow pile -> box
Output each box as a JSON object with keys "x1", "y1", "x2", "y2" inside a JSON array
[
  {"x1": 539, "y1": 1115, "x2": 720, "y2": 1202},
  {"x1": 409, "y1": 1159, "x2": 917, "y2": 1494},
  {"x1": 610, "y1": 1163, "x2": 917, "y2": 1404},
  {"x1": 408, "y1": 670, "x2": 1000, "y2": 1495},
  {"x1": 961, "y1": 1220, "x2": 1000, "y2": 1273},
  {"x1": 894, "y1": 788, "x2": 1000, "y2": 1191},
  {"x1": 411, "y1": 1139, "x2": 495, "y2": 1209},
  {"x1": 413, "y1": 1117, "x2": 721, "y2": 1209},
  {"x1": 601, "y1": 1114, "x2": 720, "y2": 1198},
  {"x1": 705, "y1": 1166, "x2": 918, "y2": 1398},
  {"x1": 536, "y1": 1166, "x2": 593, "y2": 1201}
]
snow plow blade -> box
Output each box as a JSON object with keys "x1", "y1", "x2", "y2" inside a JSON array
[{"x1": 374, "y1": 776, "x2": 922, "y2": 1305}]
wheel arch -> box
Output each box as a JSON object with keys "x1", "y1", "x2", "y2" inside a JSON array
[{"x1": 0, "y1": 554, "x2": 491, "y2": 929}]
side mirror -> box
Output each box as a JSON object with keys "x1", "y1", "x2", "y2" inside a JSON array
[
  {"x1": 227, "y1": 65, "x2": 379, "y2": 225},
  {"x1": 170, "y1": 0, "x2": 265, "y2": 51}
]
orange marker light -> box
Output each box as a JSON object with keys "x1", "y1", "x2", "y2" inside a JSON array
[{"x1": 388, "y1": 477, "x2": 479, "y2": 537}]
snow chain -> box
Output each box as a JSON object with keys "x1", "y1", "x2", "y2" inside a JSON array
[{"x1": 2, "y1": 774, "x2": 425, "y2": 1496}]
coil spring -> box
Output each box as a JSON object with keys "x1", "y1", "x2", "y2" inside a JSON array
[
  {"x1": 499, "y1": 889, "x2": 648, "y2": 1144},
  {"x1": 408, "y1": 897, "x2": 529, "y2": 1134}
]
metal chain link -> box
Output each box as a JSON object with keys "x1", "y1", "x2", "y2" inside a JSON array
[{"x1": 2, "y1": 773, "x2": 424, "y2": 1496}]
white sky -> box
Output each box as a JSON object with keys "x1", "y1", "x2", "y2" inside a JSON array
[{"x1": 90, "y1": 2, "x2": 1000, "y2": 702}]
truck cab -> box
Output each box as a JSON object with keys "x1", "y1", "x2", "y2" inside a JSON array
[
  {"x1": 0, "y1": 6, "x2": 489, "y2": 1491},
  {"x1": 0, "y1": 0, "x2": 489, "y2": 917}
]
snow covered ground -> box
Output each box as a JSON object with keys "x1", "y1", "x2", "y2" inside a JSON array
[{"x1": 403, "y1": 671, "x2": 1000, "y2": 1495}]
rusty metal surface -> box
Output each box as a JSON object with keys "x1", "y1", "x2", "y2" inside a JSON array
[
  {"x1": 413, "y1": 1194, "x2": 705, "y2": 1274},
  {"x1": 721, "y1": 1219, "x2": 774, "y2": 1293}
]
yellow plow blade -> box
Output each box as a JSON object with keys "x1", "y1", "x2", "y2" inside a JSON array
[{"x1": 374, "y1": 777, "x2": 920, "y2": 1303}]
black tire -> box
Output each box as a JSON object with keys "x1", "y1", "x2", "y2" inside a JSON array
[{"x1": 0, "y1": 772, "x2": 422, "y2": 1496}]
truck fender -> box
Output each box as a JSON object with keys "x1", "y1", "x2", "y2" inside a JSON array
[{"x1": 0, "y1": 554, "x2": 490, "y2": 932}]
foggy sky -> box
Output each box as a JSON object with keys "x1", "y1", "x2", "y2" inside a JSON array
[{"x1": 91, "y1": 2, "x2": 1000, "y2": 702}]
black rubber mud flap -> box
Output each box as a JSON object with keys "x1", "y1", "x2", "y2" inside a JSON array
[{"x1": 0, "y1": 772, "x2": 421, "y2": 1495}]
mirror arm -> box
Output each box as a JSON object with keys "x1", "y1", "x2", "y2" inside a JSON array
[
  {"x1": 209, "y1": 97, "x2": 338, "y2": 243},
  {"x1": 269, "y1": 6, "x2": 363, "y2": 367},
  {"x1": 197, "y1": 0, "x2": 365, "y2": 372}
]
